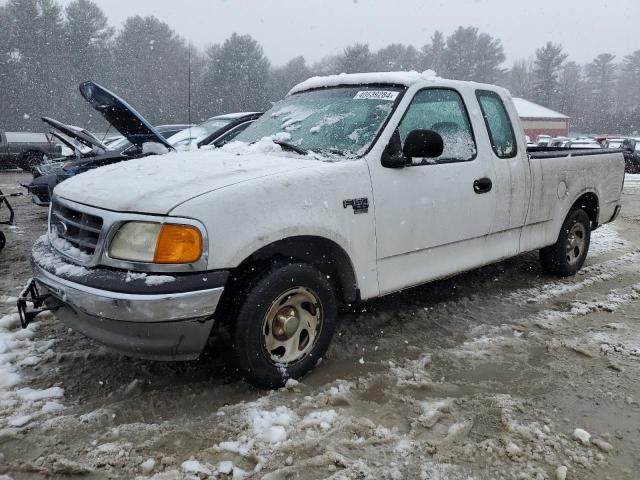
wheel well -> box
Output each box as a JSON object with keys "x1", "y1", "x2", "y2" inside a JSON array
[
  {"x1": 572, "y1": 192, "x2": 599, "y2": 229},
  {"x1": 226, "y1": 236, "x2": 359, "y2": 306}
]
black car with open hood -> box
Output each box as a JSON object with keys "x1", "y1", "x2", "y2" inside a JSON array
[{"x1": 79, "y1": 81, "x2": 174, "y2": 151}]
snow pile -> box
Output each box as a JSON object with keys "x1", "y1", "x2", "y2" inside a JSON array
[
  {"x1": 180, "y1": 459, "x2": 211, "y2": 476},
  {"x1": 309, "y1": 113, "x2": 355, "y2": 133},
  {"x1": 222, "y1": 132, "x2": 297, "y2": 156},
  {"x1": 513, "y1": 250, "x2": 640, "y2": 305},
  {"x1": 300, "y1": 409, "x2": 338, "y2": 431},
  {"x1": 124, "y1": 272, "x2": 175, "y2": 286},
  {"x1": 271, "y1": 104, "x2": 315, "y2": 131},
  {"x1": 250, "y1": 406, "x2": 295, "y2": 444},
  {"x1": 289, "y1": 70, "x2": 439, "y2": 95},
  {"x1": 49, "y1": 232, "x2": 93, "y2": 263},
  {"x1": 32, "y1": 235, "x2": 89, "y2": 277},
  {"x1": 590, "y1": 224, "x2": 628, "y2": 254},
  {"x1": 389, "y1": 354, "x2": 433, "y2": 385},
  {"x1": 0, "y1": 311, "x2": 64, "y2": 429}
]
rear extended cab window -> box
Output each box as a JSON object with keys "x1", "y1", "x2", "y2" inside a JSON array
[{"x1": 475, "y1": 90, "x2": 518, "y2": 159}]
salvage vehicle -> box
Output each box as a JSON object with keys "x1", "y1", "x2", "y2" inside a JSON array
[
  {"x1": 18, "y1": 72, "x2": 625, "y2": 388},
  {"x1": 28, "y1": 124, "x2": 189, "y2": 206},
  {"x1": 168, "y1": 112, "x2": 262, "y2": 150},
  {"x1": 0, "y1": 130, "x2": 62, "y2": 170},
  {"x1": 564, "y1": 139, "x2": 602, "y2": 149},
  {"x1": 28, "y1": 82, "x2": 259, "y2": 206}
]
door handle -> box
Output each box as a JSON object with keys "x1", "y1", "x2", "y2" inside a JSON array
[{"x1": 473, "y1": 177, "x2": 492, "y2": 194}]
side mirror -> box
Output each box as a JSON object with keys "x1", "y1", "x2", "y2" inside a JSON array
[
  {"x1": 402, "y1": 129, "x2": 444, "y2": 160},
  {"x1": 381, "y1": 130, "x2": 408, "y2": 168}
]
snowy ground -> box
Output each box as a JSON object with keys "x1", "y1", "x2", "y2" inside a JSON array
[{"x1": 1, "y1": 171, "x2": 640, "y2": 479}]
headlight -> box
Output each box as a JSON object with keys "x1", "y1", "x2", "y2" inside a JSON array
[
  {"x1": 109, "y1": 222, "x2": 162, "y2": 262},
  {"x1": 108, "y1": 221, "x2": 203, "y2": 264}
]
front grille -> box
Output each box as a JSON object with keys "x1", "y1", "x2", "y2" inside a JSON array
[{"x1": 50, "y1": 199, "x2": 104, "y2": 258}]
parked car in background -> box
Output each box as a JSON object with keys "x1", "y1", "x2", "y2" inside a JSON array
[
  {"x1": 0, "y1": 130, "x2": 62, "y2": 170},
  {"x1": 565, "y1": 139, "x2": 602, "y2": 149},
  {"x1": 602, "y1": 137, "x2": 627, "y2": 149},
  {"x1": 621, "y1": 138, "x2": 640, "y2": 173},
  {"x1": 548, "y1": 137, "x2": 570, "y2": 148},
  {"x1": 169, "y1": 112, "x2": 262, "y2": 151},
  {"x1": 32, "y1": 123, "x2": 189, "y2": 180},
  {"x1": 27, "y1": 82, "x2": 258, "y2": 206},
  {"x1": 536, "y1": 134, "x2": 551, "y2": 146},
  {"x1": 20, "y1": 72, "x2": 625, "y2": 387}
]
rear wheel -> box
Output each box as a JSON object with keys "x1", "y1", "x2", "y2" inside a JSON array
[
  {"x1": 540, "y1": 208, "x2": 591, "y2": 276},
  {"x1": 227, "y1": 262, "x2": 338, "y2": 388},
  {"x1": 0, "y1": 231, "x2": 5, "y2": 251}
]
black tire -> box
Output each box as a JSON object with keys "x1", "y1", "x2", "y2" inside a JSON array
[
  {"x1": 0, "y1": 231, "x2": 5, "y2": 252},
  {"x1": 228, "y1": 262, "x2": 338, "y2": 388},
  {"x1": 540, "y1": 208, "x2": 591, "y2": 276},
  {"x1": 18, "y1": 152, "x2": 45, "y2": 171}
]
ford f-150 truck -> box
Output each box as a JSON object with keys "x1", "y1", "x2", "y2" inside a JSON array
[{"x1": 19, "y1": 71, "x2": 625, "y2": 388}]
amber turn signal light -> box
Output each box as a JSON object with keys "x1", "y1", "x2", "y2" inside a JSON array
[{"x1": 153, "y1": 224, "x2": 203, "y2": 264}]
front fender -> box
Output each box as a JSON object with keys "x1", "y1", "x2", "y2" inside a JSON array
[{"x1": 169, "y1": 160, "x2": 380, "y2": 300}]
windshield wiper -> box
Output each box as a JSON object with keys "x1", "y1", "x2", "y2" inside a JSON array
[{"x1": 273, "y1": 139, "x2": 308, "y2": 155}]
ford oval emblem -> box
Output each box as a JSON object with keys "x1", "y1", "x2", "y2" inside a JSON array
[{"x1": 53, "y1": 219, "x2": 68, "y2": 237}]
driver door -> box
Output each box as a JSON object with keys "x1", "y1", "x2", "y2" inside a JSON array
[{"x1": 369, "y1": 87, "x2": 497, "y2": 294}]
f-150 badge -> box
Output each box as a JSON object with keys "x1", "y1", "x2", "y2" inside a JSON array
[{"x1": 343, "y1": 198, "x2": 369, "y2": 214}]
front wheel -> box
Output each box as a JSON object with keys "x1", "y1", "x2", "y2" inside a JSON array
[
  {"x1": 228, "y1": 262, "x2": 338, "y2": 388},
  {"x1": 540, "y1": 208, "x2": 591, "y2": 276}
]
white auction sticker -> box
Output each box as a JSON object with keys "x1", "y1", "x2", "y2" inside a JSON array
[{"x1": 353, "y1": 90, "x2": 399, "y2": 101}]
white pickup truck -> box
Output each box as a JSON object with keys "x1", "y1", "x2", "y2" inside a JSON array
[{"x1": 19, "y1": 72, "x2": 625, "y2": 387}]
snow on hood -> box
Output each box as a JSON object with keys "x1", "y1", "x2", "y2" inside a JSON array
[
  {"x1": 53, "y1": 149, "x2": 318, "y2": 214},
  {"x1": 288, "y1": 70, "x2": 439, "y2": 96}
]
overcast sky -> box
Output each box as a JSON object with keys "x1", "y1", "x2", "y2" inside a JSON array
[{"x1": 55, "y1": 0, "x2": 637, "y2": 67}]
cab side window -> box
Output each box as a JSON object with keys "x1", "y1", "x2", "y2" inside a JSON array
[
  {"x1": 398, "y1": 88, "x2": 476, "y2": 163},
  {"x1": 476, "y1": 90, "x2": 517, "y2": 158}
]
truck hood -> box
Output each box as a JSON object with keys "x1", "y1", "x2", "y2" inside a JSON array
[
  {"x1": 79, "y1": 81, "x2": 174, "y2": 151},
  {"x1": 41, "y1": 117, "x2": 108, "y2": 151},
  {"x1": 53, "y1": 150, "x2": 318, "y2": 214}
]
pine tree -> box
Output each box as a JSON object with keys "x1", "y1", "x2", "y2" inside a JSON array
[
  {"x1": 197, "y1": 33, "x2": 270, "y2": 117},
  {"x1": 533, "y1": 42, "x2": 567, "y2": 108}
]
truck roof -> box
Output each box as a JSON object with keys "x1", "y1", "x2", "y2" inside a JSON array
[{"x1": 288, "y1": 70, "x2": 507, "y2": 96}]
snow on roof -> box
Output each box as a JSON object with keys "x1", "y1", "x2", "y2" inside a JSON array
[
  {"x1": 288, "y1": 70, "x2": 439, "y2": 95},
  {"x1": 513, "y1": 97, "x2": 569, "y2": 119}
]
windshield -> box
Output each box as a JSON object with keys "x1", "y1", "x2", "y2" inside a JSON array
[
  {"x1": 233, "y1": 86, "x2": 403, "y2": 156},
  {"x1": 167, "y1": 119, "x2": 231, "y2": 147}
]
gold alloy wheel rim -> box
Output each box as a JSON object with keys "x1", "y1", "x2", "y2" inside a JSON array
[
  {"x1": 261, "y1": 287, "x2": 322, "y2": 365},
  {"x1": 566, "y1": 222, "x2": 586, "y2": 265}
]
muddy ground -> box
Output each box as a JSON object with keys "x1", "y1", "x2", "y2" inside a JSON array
[{"x1": 0, "y1": 170, "x2": 639, "y2": 480}]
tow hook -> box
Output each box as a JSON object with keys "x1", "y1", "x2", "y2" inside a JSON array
[{"x1": 17, "y1": 278, "x2": 54, "y2": 328}]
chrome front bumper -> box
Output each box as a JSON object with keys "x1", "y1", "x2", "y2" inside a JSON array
[
  {"x1": 26, "y1": 241, "x2": 226, "y2": 361},
  {"x1": 33, "y1": 264, "x2": 223, "y2": 323}
]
